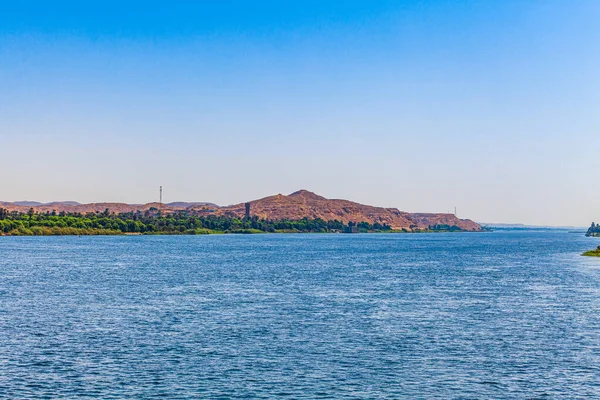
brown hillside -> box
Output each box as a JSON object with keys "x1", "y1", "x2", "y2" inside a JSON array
[
  {"x1": 195, "y1": 190, "x2": 481, "y2": 231},
  {"x1": 1, "y1": 190, "x2": 482, "y2": 231}
]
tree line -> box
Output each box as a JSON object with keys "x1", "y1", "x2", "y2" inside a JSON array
[
  {"x1": 0, "y1": 208, "x2": 469, "y2": 236},
  {"x1": 0, "y1": 208, "x2": 399, "y2": 236}
]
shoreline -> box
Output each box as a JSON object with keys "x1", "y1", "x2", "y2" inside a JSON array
[
  {"x1": 582, "y1": 248, "x2": 600, "y2": 257},
  {"x1": 0, "y1": 229, "x2": 486, "y2": 237}
]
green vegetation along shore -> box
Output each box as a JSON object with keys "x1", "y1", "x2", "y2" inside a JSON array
[
  {"x1": 582, "y1": 223, "x2": 600, "y2": 256},
  {"x1": 582, "y1": 246, "x2": 600, "y2": 257},
  {"x1": 0, "y1": 208, "x2": 473, "y2": 236}
]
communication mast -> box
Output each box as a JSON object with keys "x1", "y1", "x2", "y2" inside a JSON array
[{"x1": 160, "y1": 186, "x2": 163, "y2": 208}]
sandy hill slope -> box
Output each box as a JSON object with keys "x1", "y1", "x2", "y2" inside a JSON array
[{"x1": 197, "y1": 190, "x2": 481, "y2": 231}]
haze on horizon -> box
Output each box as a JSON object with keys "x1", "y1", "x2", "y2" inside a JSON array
[{"x1": 1, "y1": 1, "x2": 598, "y2": 227}]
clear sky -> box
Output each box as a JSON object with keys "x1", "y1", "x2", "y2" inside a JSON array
[{"x1": 1, "y1": 1, "x2": 598, "y2": 226}]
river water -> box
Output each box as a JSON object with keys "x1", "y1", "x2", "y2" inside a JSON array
[{"x1": 1, "y1": 230, "x2": 600, "y2": 398}]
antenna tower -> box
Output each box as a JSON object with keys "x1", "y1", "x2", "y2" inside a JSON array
[{"x1": 160, "y1": 186, "x2": 163, "y2": 208}]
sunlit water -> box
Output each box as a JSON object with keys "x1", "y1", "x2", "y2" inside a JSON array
[{"x1": 1, "y1": 230, "x2": 600, "y2": 398}]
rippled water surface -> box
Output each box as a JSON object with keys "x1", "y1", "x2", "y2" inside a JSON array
[{"x1": 1, "y1": 231, "x2": 600, "y2": 398}]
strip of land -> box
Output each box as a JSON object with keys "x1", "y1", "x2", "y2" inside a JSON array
[
  {"x1": 0, "y1": 190, "x2": 483, "y2": 236},
  {"x1": 582, "y1": 246, "x2": 600, "y2": 257}
]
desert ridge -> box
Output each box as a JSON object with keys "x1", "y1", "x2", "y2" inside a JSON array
[
  {"x1": 2, "y1": 190, "x2": 481, "y2": 232},
  {"x1": 204, "y1": 190, "x2": 481, "y2": 232}
]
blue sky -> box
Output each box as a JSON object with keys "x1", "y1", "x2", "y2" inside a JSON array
[{"x1": 1, "y1": 1, "x2": 599, "y2": 225}]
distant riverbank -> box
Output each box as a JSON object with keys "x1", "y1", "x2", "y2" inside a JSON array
[
  {"x1": 1, "y1": 228, "x2": 480, "y2": 237},
  {"x1": 0, "y1": 209, "x2": 481, "y2": 236},
  {"x1": 583, "y1": 246, "x2": 600, "y2": 257}
]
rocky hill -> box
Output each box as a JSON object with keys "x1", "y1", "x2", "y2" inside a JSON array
[
  {"x1": 1, "y1": 190, "x2": 482, "y2": 231},
  {"x1": 194, "y1": 190, "x2": 482, "y2": 231}
]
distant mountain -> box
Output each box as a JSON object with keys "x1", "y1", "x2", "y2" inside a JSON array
[
  {"x1": 166, "y1": 202, "x2": 219, "y2": 209},
  {"x1": 192, "y1": 189, "x2": 482, "y2": 232},
  {"x1": 0, "y1": 190, "x2": 482, "y2": 231},
  {"x1": 11, "y1": 201, "x2": 81, "y2": 207},
  {"x1": 0, "y1": 200, "x2": 217, "y2": 214},
  {"x1": 479, "y1": 223, "x2": 527, "y2": 228},
  {"x1": 481, "y1": 223, "x2": 585, "y2": 230},
  {"x1": 44, "y1": 201, "x2": 81, "y2": 207},
  {"x1": 12, "y1": 201, "x2": 44, "y2": 207}
]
